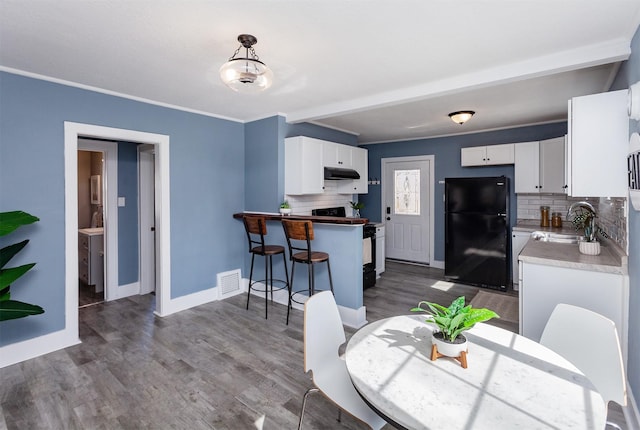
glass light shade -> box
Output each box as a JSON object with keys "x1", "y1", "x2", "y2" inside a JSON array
[
  {"x1": 449, "y1": 111, "x2": 475, "y2": 124},
  {"x1": 220, "y1": 58, "x2": 273, "y2": 93}
]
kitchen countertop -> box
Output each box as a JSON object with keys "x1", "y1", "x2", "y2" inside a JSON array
[
  {"x1": 515, "y1": 220, "x2": 627, "y2": 275},
  {"x1": 233, "y1": 212, "x2": 369, "y2": 225}
]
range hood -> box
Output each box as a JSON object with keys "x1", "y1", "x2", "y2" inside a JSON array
[{"x1": 324, "y1": 167, "x2": 361, "y2": 180}]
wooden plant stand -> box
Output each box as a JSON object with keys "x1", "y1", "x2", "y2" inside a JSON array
[{"x1": 431, "y1": 344, "x2": 468, "y2": 368}]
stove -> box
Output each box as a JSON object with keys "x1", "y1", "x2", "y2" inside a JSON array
[{"x1": 312, "y1": 206, "x2": 376, "y2": 289}]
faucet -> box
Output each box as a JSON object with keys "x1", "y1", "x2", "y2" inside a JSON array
[{"x1": 567, "y1": 201, "x2": 597, "y2": 241}]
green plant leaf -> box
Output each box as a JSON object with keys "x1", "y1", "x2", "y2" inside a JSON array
[
  {"x1": 0, "y1": 240, "x2": 29, "y2": 269},
  {"x1": 0, "y1": 211, "x2": 39, "y2": 237},
  {"x1": 0, "y1": 263, "x2": 36, "y2": 289},
  {"x1": 0, "y1": 286, "x2": 10, "y2": 301},
  {"x1": 0, "y1": 299, "x2": 44, "y2": 321}
]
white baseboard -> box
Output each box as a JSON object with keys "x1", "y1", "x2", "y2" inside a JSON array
[
  {"x1": 247, "y1": 280, "x2": 368, "y2": 328},
  {"x1": 155, "y1": 286, "x2": 219, "y2": 317},
  {"x1": 431, "y1": 259, "x2": 445, "y2": 269},
  {"x1": 0, "y1": 328, "x2": 80, "y2": 368}
]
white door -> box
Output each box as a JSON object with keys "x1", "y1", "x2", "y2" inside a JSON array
[
  {"x1": 383, "y1": 158, "x2": 431, "y2": 263},
  {"x1": 139, "y1": 147, "x2": 156, "y2": 295}
]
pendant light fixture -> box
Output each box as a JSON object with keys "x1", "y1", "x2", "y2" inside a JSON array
[
  {"x1": 220, "y1": 34, "x2": 273, "y2": 93},
  {"x1": 448, "y1": 111, "x2": 475, "y2": 125}
]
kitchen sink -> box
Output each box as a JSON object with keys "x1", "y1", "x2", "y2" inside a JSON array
[{"x1": 530, "y1": 231, "x2": 583, "y2": 244}]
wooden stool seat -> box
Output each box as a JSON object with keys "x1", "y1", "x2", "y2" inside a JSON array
[
  {"x1": 243, "y1": 216, "x2": 289, "y2": 320},
  {"x1": 292, "y1": 251, "x2": 330, "y2": 263},
  {"x1": 251, "y1": 244, "x2": 286, "y2": 255},
  {"x1": 282, "y1": 219, "x2": 334, "y2": 325}
]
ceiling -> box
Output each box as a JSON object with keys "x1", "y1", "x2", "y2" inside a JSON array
[{"x1": 1, "y1": 1, "x2": 639, "y2": 144}]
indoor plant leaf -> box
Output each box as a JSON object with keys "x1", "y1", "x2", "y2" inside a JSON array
[
  {"x1": 0, "y1": 211, "x2": 39, "y2": 237},
  {"x1": 0, "y1": 299, "x2": 44, "y2": 321},
  {"x1": 0, "y1": 263, "x2": 36, "y2": 289},
  {"x1": 0, "y1": 240, "x2": 29, "y2": 269}
]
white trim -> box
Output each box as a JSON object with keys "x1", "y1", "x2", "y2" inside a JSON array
[
  {"x1": 0, "y1": 329, "x2": 81, "y2": 368},
  {"x1": 381, "y1": 155, "x2": 436, "y2": 265},
  {"x1": 430, "y1": 259, "x2": 445, "y2": 270},
  {"x1": 246, "y1": 280, "x2": 367, "y2": 328},
  {"x1": 157, "y1": 287, "x2": 218, "y2": 316},
  {"x1": 138, "y1": 147, "x2": 156, "y2": 296},
  {"x1": 0, "y1": 67, "x2": 244, "y2": 123},
  {"x1": 110, "y1": 282, "x2": 140, "y2": 300}
]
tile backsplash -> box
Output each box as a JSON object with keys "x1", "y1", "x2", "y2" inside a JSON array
[
  {"x1": 516, "y1": 194, "x2": 627, "y2": 249},
  {"x1": 285, "y1": 182, "x2": 357, "y2": 216}
]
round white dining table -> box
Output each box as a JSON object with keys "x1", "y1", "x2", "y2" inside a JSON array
[{"x1": 345, "y1": 315, "x2": 606, "y2": 430}]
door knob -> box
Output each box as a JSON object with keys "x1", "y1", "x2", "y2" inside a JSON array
[{"x1": 386, "y1": 217, "x2": 391, "y2": 221}]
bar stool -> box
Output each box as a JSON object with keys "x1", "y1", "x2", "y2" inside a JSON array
[
  {"x1": 243, "y1": 216, "x2": 289, "y2": 320},
  {"x1": 281, "y1": 219, "x2": 334, "y2": 325}
]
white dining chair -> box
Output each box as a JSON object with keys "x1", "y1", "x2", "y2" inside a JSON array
[
  {"x1": 298, "y1": 291, "x2": 386, "y2": 430},
  {"x1": 540, "y1": 303, "x2": 627, "y2": 429}
]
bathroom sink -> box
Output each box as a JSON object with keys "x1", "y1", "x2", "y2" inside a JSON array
[{"x1": 530, "y1": 231, "x2": 583, "y2": 244}]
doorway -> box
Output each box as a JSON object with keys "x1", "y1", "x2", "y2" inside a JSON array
[
  {"x1": 382, "y1": 155, "x2": 434, "y2": 264},
  {"x1": 77, "y1": 148, "x2": 106, "y2": 307},
  {"x1": 64, "y1": 122, "x2": 172, "y2": 344}
]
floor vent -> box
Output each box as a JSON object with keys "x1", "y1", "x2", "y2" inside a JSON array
[{"x1": 217, "y1": 269, "x2": 242, "y2": 299}]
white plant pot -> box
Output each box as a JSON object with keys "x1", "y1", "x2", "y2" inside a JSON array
[
  {"x1": 579, "y1": 240, "x2": 600, "y2": 255},
  {"x1": 279, "y1": 208, "x2": 292, "y2": 216},
  {"x1": 432, "y1": 332, "x2": 467, "y2": 358}
]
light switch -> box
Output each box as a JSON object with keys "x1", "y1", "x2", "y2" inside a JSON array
[{"x1": 118, "y1": 197, "x2": 126, "y2": 207}]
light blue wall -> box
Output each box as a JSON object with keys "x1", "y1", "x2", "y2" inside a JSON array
[
  {"x1": 0, "y1": 71, "x2": 245, "y2": 345},
  {"x1": 117, "y1": 141, "x2": 139, "y2": 285},
  {"x1": 359, "y1": 123, "x2": 568, "y2": 261},
  {"x1": 611, "y1": 25, "x2": 640, "y2": 415}
]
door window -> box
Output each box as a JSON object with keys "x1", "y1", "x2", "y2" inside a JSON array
[{"x1": 394, "y1": 169, "x2": 420, "y2": 215}]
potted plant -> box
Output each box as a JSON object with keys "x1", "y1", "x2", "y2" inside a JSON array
[
  {"x1": 411, "y1": 296, "x2": 499, "y2": 358},
  {"x1": 0, "y1": 210, "x2": 44, "y2": 321},
  {"x1": 279, "y1": 200, "x2": 292, "y2": 216},
  {"x1": 349, "y1": 201, "x2": 364, "y2": 218},
  {"x1": 569, "y1": 209, "x2": 608, "y2": 255}
]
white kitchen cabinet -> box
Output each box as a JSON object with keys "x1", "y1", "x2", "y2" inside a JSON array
[
  {"x1": 520, "y1": 261, "x2": 628, "y2": 366},
  {"x1": 79, "y1": 229, "x2": 104, "y2": 293},
  {"x1": 337, "y1": 146, "x2": 368, "y2": 194},
  {"x1": 284, "y1": 136, "x2": 325, "y2": 195},
  {"x1": 514, "y1": 137, "x2": 566, "y2": 194},
  {"x1": 323, "y1": 141, "x2": 353, "y2": 168},
  {"x1": 567, "y1": 90, "x2": 628, "y2": 197},
  {"x1": 510, "y1": 231, "x2": 530, "y2": 289},
  {"x1": 461, "y1": 143, "x2": 514, "y2": 166}
]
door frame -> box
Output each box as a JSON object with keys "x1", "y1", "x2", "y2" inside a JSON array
[
  {"x1": 65, "y1": 122, "x2": 172, "y2": 331},
  {"x1": 381, "y1": 155, "x2": 436, "y2": 267}
]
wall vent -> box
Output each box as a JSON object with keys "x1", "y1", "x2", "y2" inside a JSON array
[{"x1": 217, "y1": 269, "x2": 243, "y2": 299}]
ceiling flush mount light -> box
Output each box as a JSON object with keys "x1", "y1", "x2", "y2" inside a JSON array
[
  {"x1": 220, "y1": 34, "x2": 273, "y2": 93},
  {"x1": 448, "y1": 111, "x2": 475, "y2": 125}
]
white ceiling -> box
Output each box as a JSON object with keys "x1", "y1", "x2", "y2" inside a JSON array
[{"x1": 1, "y1": 1, "x2": 639, "y2": 143}]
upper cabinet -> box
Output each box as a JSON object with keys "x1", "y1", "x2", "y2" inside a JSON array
[
  {"x1": 337, "y1": 146, "x2": 368, "y2": 194},
  {"x1": 284, "y1": 136, "x2": 325, "y2": 195},
  {"x1": 567, "y1": 90, "x2": 628, "y2": 197},
  {"x1": 323, "y1": 141, "x2": 353, "y2": 168},
  {"x1": 461, "y1": 143, "x2": 514, "y2": 166},
  {"x1": 514, "y1": 137, "x2": 566, "y2": 194},
  {"x1": 284, "y1": 136, "x2": 368, "y2": 195}
]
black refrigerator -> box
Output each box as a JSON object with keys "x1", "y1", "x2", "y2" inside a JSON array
[{"x1": 444, "y1": 176, "x2": 510, "y2": 291}]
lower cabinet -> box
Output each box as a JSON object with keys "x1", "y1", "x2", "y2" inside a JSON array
[
  {"x1": 79, "y1": 231, "x2": 104, "y2": 293},
  {"x1": 520, "y1": 261, "x2": 628, "y2": 366}
]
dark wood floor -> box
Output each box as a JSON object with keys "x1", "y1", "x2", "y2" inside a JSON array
[{"x1": 0, "y1": 261, "x2": 626, "y2": 429}]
